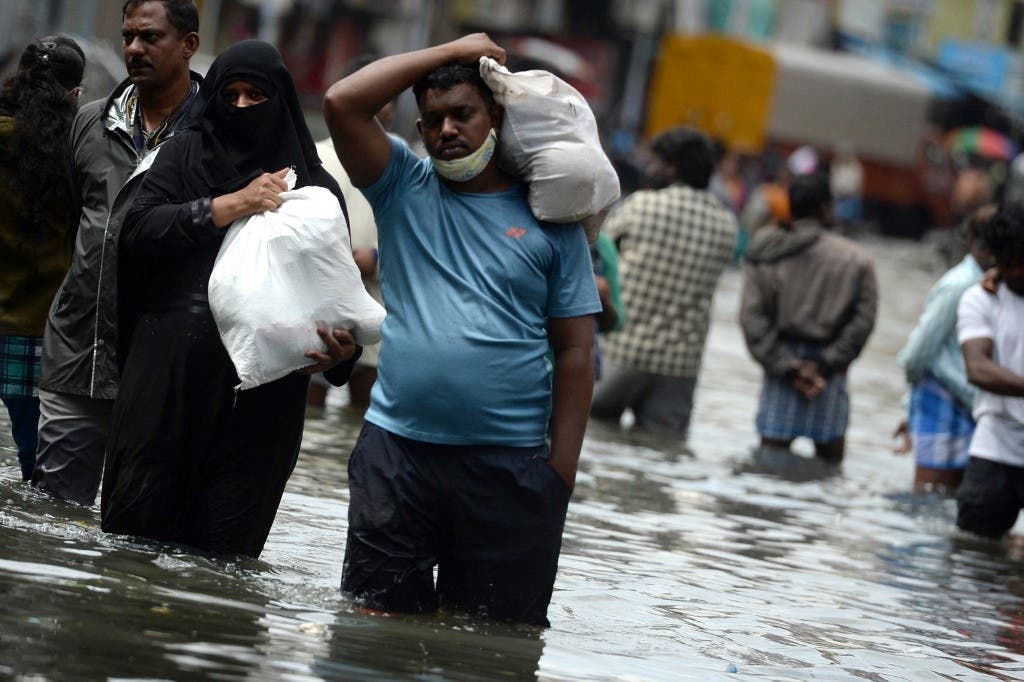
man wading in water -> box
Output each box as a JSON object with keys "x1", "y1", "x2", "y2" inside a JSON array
[
  {"x1": 323, "y1": 33, "x2": 601, "y2": 626},
  {"x1": 33, "y1": 0, "x2": 202, "y2": 505}
]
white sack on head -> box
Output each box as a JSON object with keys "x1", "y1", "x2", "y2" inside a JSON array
[
  {"x1": 208, "y1": 173, "x2": 385, "y2": 390},
  {"x1": 479, "y1": 56, "x2": 619, "y2": 242}
]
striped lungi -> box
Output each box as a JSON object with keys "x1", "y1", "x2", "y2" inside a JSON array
[
  {"x1": 756, "y1": 341, "x2": 848, "y2": 442},
  {"x1": 908, "y1": 374, "x2": 974, "y2": 470}
]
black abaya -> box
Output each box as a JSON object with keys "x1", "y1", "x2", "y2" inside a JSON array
[{"x1": 101, "y1": 53, "x2": 355, "y2": 556}]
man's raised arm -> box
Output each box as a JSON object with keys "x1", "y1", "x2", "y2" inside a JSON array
[{"x1": 322, "y1": 33, "x2": 506, "y2": 188}]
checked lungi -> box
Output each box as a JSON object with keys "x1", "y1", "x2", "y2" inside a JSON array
[
  {"x1": 0, "y1": 335, "x2": 42, "y2": 399},
  {"x1": 908, "y1": 374, "x2": 974, "y2": 470},
  {"x1": 755, "y1": 340, "x2": 849, "y2": 443}
]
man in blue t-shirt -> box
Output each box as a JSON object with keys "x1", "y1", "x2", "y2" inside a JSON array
[{"x1": 324, "y1": 34, "x2": 601, "y2": 626}]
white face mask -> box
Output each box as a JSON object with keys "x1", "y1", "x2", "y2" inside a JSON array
[{"x1": 430, "y1": 128, "x2": 497, "y2": 183}]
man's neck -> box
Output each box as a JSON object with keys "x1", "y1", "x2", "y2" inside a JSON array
[
  {"x1": 136, "y1": 74, "x2": 192, "y2": 132},
  {"x1": 441, "y1": 163, "x2": 516, "y2": 194}
]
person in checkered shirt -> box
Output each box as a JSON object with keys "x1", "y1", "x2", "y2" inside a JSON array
[{"x1": 591, "y1": 127, "x2": 738, "y2": 438}]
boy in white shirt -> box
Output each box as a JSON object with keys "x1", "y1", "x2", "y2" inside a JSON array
[{"x1": 956, "y1": 203, "x2": 1024, "y2": 537}]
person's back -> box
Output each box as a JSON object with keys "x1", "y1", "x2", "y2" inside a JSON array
[
  {"x1": 592, "y1": 126, "x2": 736, "y2": 438},
  {"x1": 0, "y1": 36, "x2": 85, "y2": 481},
  {"x1": 740, "y1": 173, "x2": 877, "y2": 463},
  {"x1": 744, "y1": 220, "x2": 874, "y2": 348},
  {"x1": 605, "y1": 184, "x2": 735, "y2": 373}
]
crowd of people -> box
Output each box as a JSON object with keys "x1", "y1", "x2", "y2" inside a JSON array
[{"x1": 2, "y1": 0, "x2": 1024, "y2": 628}]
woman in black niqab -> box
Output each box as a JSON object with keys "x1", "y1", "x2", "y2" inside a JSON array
[
  {"x1": 197, "y1": 39, "x2": 319, "y2": 194},
  {"x1": 102, "y1": 40, "x2": 359, "y2": 558}
]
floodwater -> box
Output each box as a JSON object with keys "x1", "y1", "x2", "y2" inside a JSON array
[{"x1": 3, "y1": 236, "x2": 1024, "y2": 680}]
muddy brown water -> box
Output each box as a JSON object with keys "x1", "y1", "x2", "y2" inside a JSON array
[{"x1": 3, "y1": 237, "x2": 1024, "y2": 680}]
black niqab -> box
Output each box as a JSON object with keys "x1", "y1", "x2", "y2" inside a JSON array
[{"x1": 195, "y1": 40, "x2": 321, "y2": 195}]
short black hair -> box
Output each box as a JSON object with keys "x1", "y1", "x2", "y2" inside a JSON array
[
  {"x1": 649, "y1": 127, "x2": 714, "y2": 190},
  {"x1": 965, "y1": 203, "x2": 997, "y2": 242},
  {"x1": 983, "y1": 203, "x2": 1024, "y2": 265},
  {"x1": 412, "y1": 64, "x2": 495, "y2": 111},
  {"x1": 122, "y1": 0, "x2": 199, "y2": 37},
  {"x1": 788, "y1": 172, "x2": 832, "y2": 220}
]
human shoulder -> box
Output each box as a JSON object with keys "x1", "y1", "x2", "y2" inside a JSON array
[
  {"x1": 958, "y1": 283, "x2": 995, "y2": 322},
  {"x1": 821, "y1": 231, "x2": 873, "y2": 266},
  {"x1": 73, "y1": 98, "x2": 108, "y2": 133},
  {"x1": 362, "y1": 134, "x2": 430, "y2": 201},
  {"x1": 931, "y1": 256, "x2": 981, "y2": 299},
  {"x1": 957, "y1": 282, "x2": 999, "y2": 345}
]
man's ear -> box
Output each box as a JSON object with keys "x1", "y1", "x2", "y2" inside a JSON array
[
  {"x1": 182, "y1": 32, "x2": 199, "y2": 60},
  {"x1": 415, "y1": 118, "x2": 423, "y2": 137}
]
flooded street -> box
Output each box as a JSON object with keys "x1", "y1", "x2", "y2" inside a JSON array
[{"x1": 4, "y1": 236, "x2": 1024, "y2": 680}]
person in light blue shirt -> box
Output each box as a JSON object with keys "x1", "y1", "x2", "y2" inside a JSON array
[
  {"x1": 895, "y1": 205, "x2": 996, "y2": 494},
  {"x1": 324, "y1": 34, "x2": 601, "y2": 626}
]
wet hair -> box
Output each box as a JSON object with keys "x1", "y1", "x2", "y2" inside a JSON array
[
  {"x1": 965, "y1": 203, "x2": 997, "y2": 242},
  {"x1": 412, "y1": 64, "x2": 495, "y2": 111},
  {"x1": 0, "y1": 36, "x2": 85, "y2": 242},
  {"x1": 788, "y1": 172, "x2": 832, "y2": 220},
  {"x1": 122, "y1": 0, "x2": 199, "y2": 37},
  {"x1": 982, "y1": 203, "x2": 1024, "y2": 265},
  {"x1": 649, "y1": 127, "x2": 714, "y2": 190}
]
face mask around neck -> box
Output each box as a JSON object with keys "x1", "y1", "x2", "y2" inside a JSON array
[{"x1": 430, "y1": 128, "x2": 497, "y2": 183}]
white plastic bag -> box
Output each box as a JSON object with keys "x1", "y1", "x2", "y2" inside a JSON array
[
  {"x1": 208, "y1": 171, "x2": 386, "y2": 390},
  {"x1": 479, "y1": 56, "x2": 620, "y2": 241}
]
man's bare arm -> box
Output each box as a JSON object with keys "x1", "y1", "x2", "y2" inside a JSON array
[
  {"x1": 322, "y1": 33, "x2": 505, "y2": 188},
  {"x1": 548, "y1": 315, "x2": 596, "y2": 493},
  {"x1": 962, "y1": 337, "x2": 1024, "y2": 397}
]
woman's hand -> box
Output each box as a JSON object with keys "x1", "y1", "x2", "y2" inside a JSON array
[
  {"x1": 298, "y1": 327, "x2": 357, "y2": 374},
  {"x1": 211, "y1": 167, "x2": 290, "y2": 228}
]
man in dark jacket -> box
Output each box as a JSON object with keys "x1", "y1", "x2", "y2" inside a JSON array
[
  {"x1": 32, "y1": 0, "x2": 201, "y2": 504},
  {"x1": 740, "y1": 173, "x2": 878, "y2": 464}
]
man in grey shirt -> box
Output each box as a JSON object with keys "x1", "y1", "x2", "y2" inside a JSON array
[{"x1": 33, "y1": 0, "x2": 201, "y2": 504}]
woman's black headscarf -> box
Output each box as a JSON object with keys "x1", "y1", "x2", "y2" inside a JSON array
[{"x1": 195, "y1": 40, "x2": 321, "y2": 195}]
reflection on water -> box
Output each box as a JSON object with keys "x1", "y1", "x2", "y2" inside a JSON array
[{"x1": 2, "y1": 238, "x2": 1024, "y2": 679}]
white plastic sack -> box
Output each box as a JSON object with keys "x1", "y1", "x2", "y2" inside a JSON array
[
  {"x1": 479, "y1": 56, "x2": 620, "y2": 242},
  {"x1": 209, "y1": 171, "x2": 386, "y2": 390}
]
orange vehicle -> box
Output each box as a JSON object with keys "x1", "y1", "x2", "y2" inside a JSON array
[{"x1": 646, "y1": 34, "x2": 952, "y2": 235}]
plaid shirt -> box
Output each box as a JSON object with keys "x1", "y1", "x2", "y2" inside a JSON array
[
  {"x1": 602, "y1": 185, "x2": 736, "y2": 378},
  {"x1": 1, "y1": 335, "x2": 42, "y2": 398}
]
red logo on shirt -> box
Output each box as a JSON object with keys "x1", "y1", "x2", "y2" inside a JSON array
[{"x1": 506, "y1": 226, "x2": 527, "y2": 239}]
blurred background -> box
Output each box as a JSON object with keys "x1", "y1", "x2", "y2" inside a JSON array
[{"x1": 4, "y1": 0, "x2": 1024, "y2": 247}]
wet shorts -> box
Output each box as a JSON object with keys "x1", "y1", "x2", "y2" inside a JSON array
[
  {"x1": 956, "y1": 456, "x2": 1024, "y2": 538},
  {"x1": 341, "y1": 422, "x2": 572, "y2": 626},
  {"x1": 908, "y1": 375, "x2": 974, "y2": 470}
]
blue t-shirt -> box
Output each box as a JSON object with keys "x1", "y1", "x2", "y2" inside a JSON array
[{"x1": 361, "y1": 137, "x2": 601, "y2": 446}]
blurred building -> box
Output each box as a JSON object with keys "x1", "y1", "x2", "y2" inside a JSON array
[{"x1": 3, "y1": 0, "x2": 1024, "y2": 235}]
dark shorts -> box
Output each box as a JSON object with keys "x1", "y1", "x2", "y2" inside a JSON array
[
  {"x1": 341, "y1": 422, "x2": 572, "y2": 626},
  {"x1": 956, "y1": 456, "x2": 1024, "y2": 538}
]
